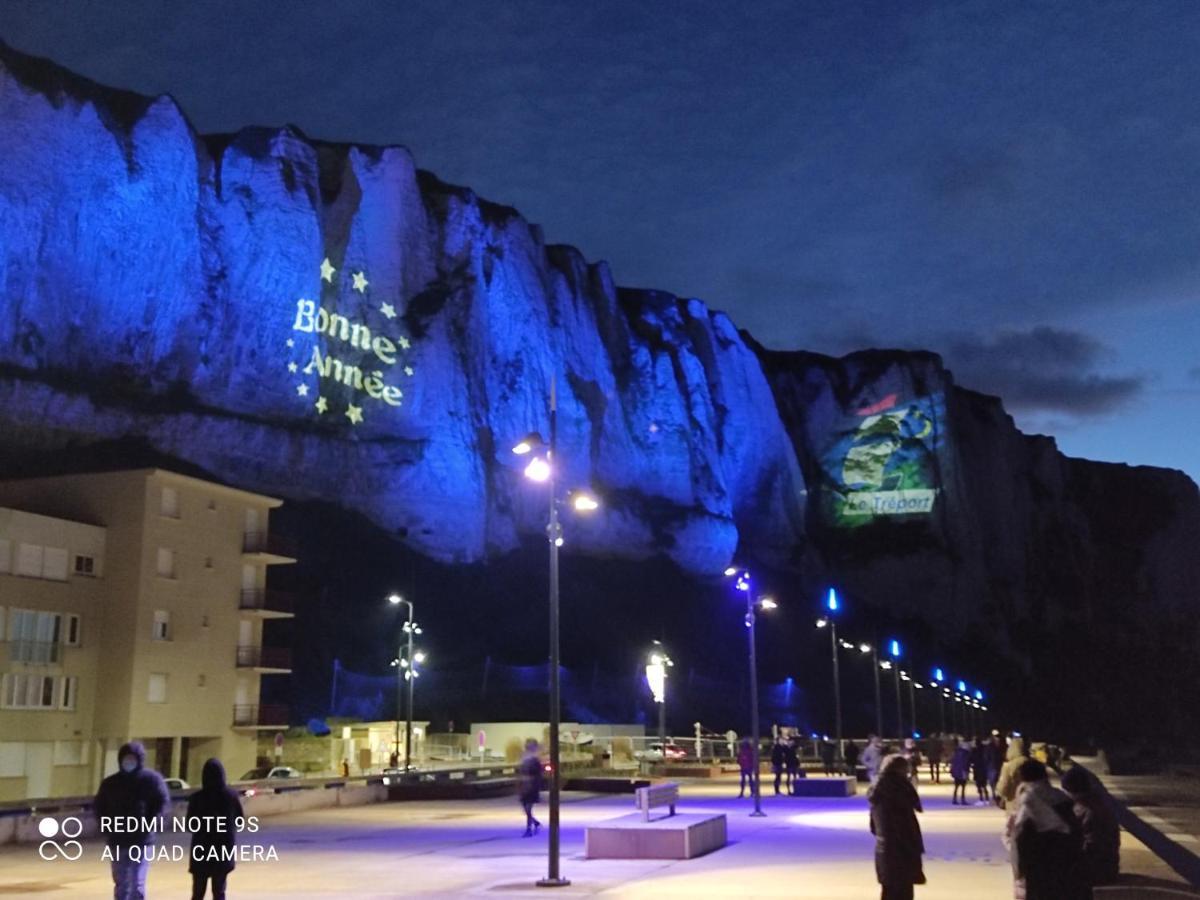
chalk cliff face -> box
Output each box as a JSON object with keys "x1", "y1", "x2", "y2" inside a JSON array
[
  {"x1": 0, "y1": 41, "x2": 805, "y2": 575},
  {"x1": 1, "y1": 42, "x2": 1198, "y2": 740}
]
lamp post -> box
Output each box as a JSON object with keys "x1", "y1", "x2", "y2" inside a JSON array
[
  {"x1": 646, "y1": 642, "x2": 673, "y2": 754},
  {"x1": 387, "y1": 594, "x2": 423, "y2": 771},
  {"x1": 974, "y1": 690, "x2": 985, "y2": 734},
  {"x1": 511, "y1": 382, "x2": 599, "y2": 889},
  {"x1": 861, "y1": 643, "x2": 883, "y2": 738},
  {"x1": 815, "y1": 587, "x2": 843, "y2": 764},
  {"x1": 888, "y1": 639, "x2": 903, "y2": 742},
  {"x1": 931, "y1": 668, "x2": 946, "y2": 734},
  {"x1": 956, "y1": 680, "x2": 968, "y2": 735},
  {"x1": 725, "y1": 567, "x2": 775, "y2": 817}
]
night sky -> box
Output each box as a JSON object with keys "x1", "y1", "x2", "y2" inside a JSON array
[{"x1": 2, "y1": 1, "x2": 1197, "y2": 481}]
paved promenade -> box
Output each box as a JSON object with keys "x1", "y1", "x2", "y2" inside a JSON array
[{"x1": 0, "y1": 776, "x2": 1184, "y2": 898}]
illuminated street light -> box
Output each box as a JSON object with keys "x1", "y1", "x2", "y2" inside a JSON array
[
  {"x1": 571, "y1": 492, "x2": 599, "y2": 512},
  {"x1": 645, "y1": 641, "x2": 674, "y2": 754},
  {"x1": 387, "y1": 593, "x2": 423, "y2": 773},
  {"x1": 887, "y1": 639, "x2": 904, "y2": 741},
  {"x1": 860, "y1": 642, "x2": 884, "y2": 737},
  {"x1": 524, "y1": 457, "x2": 551, "y2": 483},
  {"x1": 725, "y1": 567, "x2": 774, "y2": 817},
  {"x1": 819, "y1": 588, "x2": 844, "y2": 766}
]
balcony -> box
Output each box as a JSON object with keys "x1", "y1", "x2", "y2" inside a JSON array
[
  {"x1": 232, "y1": 703, "x2": 289, "y2": 730},
  {"x1": 8, "y1": 639, "x2": 62, "y2": 665},
  {"x1": 241, "y1": 532, "x2": 297, "y2": 565},
  {"x1": 235, "y1": 645, "x2": 292, "y2": 673},
  {"x1": 238, "y1": 588, "x2": 296, "y2": 619}
]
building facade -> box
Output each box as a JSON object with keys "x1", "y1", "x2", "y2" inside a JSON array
[{"x1": 0, "y1": 469, "x2": 294, "y2": 801}]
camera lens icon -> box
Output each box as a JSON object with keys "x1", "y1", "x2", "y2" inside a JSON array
[
  {"x1": 38, "y1": 816, "x2": 83, "y2": 861},
  {"x1": 39, "y1": 817, "x2": 60, "y2": 838}
]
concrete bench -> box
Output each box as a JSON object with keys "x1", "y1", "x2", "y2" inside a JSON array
[
  {"x1": 788, "y1": 776, "x2": 857, "y2": 797},
  {"x1": 585, "y1": 813, "x2": 727, "y2": 859},
  {"x1": 635, "y1": 782, "x2": 679, "y2": 821}
]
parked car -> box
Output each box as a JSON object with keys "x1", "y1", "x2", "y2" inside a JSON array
[
  {"x1": 634, "y1": 743, "x2": 688, "y2": 761},
  {"x1": 164, "y1": 778, "x2": 190, "y2": 791},
  {"x1": 239, "y1": 766, "x2": 302, "y2": 781}
]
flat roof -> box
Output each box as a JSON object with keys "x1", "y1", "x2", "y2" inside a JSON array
[{"x1": 0, "y1": 468, "x2": 284, "y2": 507}]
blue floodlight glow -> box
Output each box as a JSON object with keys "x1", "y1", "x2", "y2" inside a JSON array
[
  {"x1": 974, "y1": 689, "x2": 983, "y2": 700},
  {"x1": 888, "y1": 639, "x2": 901, "y2": 658},
  {"x1": 826, "y1": 588, "x2": 839, "y2": 612},
  {"x1": 956, "y1": 680, "x2": 967, "y2": 692},
  {"x1": 933, "y1": 667, "x2": 945, "y2": 682}
]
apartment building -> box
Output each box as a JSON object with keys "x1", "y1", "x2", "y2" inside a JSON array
[{"x1": 0, "y1": 469, "x2": 295, "y2": 801}]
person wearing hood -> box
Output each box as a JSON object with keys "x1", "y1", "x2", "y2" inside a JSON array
[
  {"x1": 862, "y1": 735, "x2": 884, "y2": 783},
  {"x1": 995, "y1": 736, "x2": 1030, "y2": 809},
  {"x1": 1005, "y1": 759, "x2": 1088, "y2": 900},
  {"x1": 186, "y1": 758, "x2": 245, "y2": 900},
  {"x1": 93, "y1": 740, "x2": 171, "y2": 900},
  {"x1": 1061, "y1": 765, "x2": 1120, "y2": 889},
  {"x1": 949, "y1": 738, "x2": 971, "y2": 805},
  {"x1": 868, "y1": 754, "x2": 926, "y2": 900}
]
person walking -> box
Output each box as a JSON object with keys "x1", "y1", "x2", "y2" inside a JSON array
[
  {"x1": 996, "y1": 736, "x2": 1031, "y2": 809},
  {"x1": 988, "y1": 734, "x2": 1003, "y2": 798},
  {"x1": 771, "y1": 737, "x2": 787, "y2": 794},
  {"x1": 1061, "y1": 766, "x2": 1120, "y2": 889},
  {"x1": 949, "y1": 738, "x2": 971, "y2": 806},
  {"x1": 186, "y1": 758, "x2": 244, "y2": 900},
  {"x1": 925, "y1": 735, "x2": 944, "y2": 783},
  {"x1": 862, "y1": 735, "x2": 884, "y2": 783},
  {"x1": 971, "y1": 737, "x2": 991, "y2": 804},
  {"x1": 94, "y1": 741, "x2": 171, "y2": 900},
  {"x1": 820, "y1": 737, "x2": 837, "y2": 777},
  {"x1": 1005, "y1": 759, "x2": 1087, "y2": 900},
  {"x1": 736, "y1": 738, "x2": 755, "y2": 798},
  {"x1": 517, "y1": 739, "x2": 543, "y2": 836},
  {"x1": 845, "y1": 739, "x2": 860, "y2": 778},
  {"x1": 903, "y1": 738, "x2": 921, "y2": 784},
  {"x1": 785, "y1": 737, "x2": 801, "y2": 793},
  {"x1": 868, "y1": 754, "x2": 926, "y2": 900}
]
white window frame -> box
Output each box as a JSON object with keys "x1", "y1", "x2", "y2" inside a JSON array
[
  {"x1": 73, "y1": 554, "x2": 96, "y2": 577},
  {"x1": 65, "y1": 614, "x2": 81, "y2": 647},
  {"x1": 147, "y1": 673, "x2": 168, "y2": 704},
  {"x1": 152, "y1": 610, "x2": 171, "y2": 642},
  {"x1": 156, "y1": 547, "x2": 176, "y2": 579},
  {"x1": 161, "y1": 486, "x2": 180, "y2": 519},
  {"x1": 16, "y1": 543, "x2": 43, "y2": 577}
]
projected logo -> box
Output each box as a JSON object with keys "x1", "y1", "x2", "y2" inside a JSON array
[
  {"x1": 286, "y1": 257, "x2": 414, "y2": 426},
  {"x1": 821, "y1": 392, "x2": 944, "y2": 524}
]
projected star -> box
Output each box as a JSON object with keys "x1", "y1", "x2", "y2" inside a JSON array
[
  {"x1": 380, "y1": 303, "x2": 396, "y2": 319},
  {"x1": 345, "y1": 404, "x2": 363, "y2": 425},
  {"x1": 404, "y1": 366, "x2": 414, "y2": 376},
  {"x1": 296, "y1": 384, "x2": 309, "y2": 397},
  {"x1": 398, "y1": 335, "x2": 411, "y2": 350},
  {"x1": 287, "y1": 362, "x2": 298, "y2": 373},
  {"x1": 286, "y1": 338, "x2": 294, "y2": 348},
  {"x1": 320, "y1": 258, "x2": 336, "y2": 282},
  {"x1": 314, "y1": 396, "x2": 328, "y2": 414},
  {"x1": 352, "y1": 271, "x2": 369, "y2": 293}
]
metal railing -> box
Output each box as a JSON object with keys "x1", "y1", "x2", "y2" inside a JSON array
[
  {"x1": 8, "y1": 639, "x2": 61, "y2": 664},
  {"x1": 238, "y1": 589, "x2": 295, "y2": 613},
  {"x1": 241, "y1": 532, "x2": 297, "y2": 557},
  {"x1": 235, "y1": 645, "x2": 292, "y2": 670},
  {"x1": 232, "y1": 703, "x2": 289, "y2": 727}
]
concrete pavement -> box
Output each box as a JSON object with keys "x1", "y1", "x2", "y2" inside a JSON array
[{"x1": 0, "y1": 776, "x2": 1181, "y2": 898}]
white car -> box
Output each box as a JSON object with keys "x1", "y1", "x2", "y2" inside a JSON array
[
  {"x1": 240, "y1": 766, "x2": 302, "y2": 781},
  {"x1": 164, "y1": 778, "x2": 190, "y2": 791}
]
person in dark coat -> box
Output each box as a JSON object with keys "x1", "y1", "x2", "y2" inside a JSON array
[
  {"x1": 517, "y1": 739, "x2": 543, "y2": 836},
  {"x1": 949, "y1": 739, "x2": 971, "y2": 805},
  {"x1": 1061, "y1": 765, "x2": 1120, "y2": 888},
  {"x1": 820, "y1": 738, "x2": 837, "y2": 776},
  {"x1": 971, "y1": 737, "x2": 991, "y2": 803},
  {"x1": 771, "y1": 737, "x2": 787, "y2": 794},
  {"x1": 736, "y1": 738, "x2": 755, "y2": 798},
  {"x1": 868, "y1": 754, "x2": 926, "y2": 900},
  {"x1": 94, "y1": 741, "x2": 171, "y2": 900},
  {"x1": 785, "y1": 738, "x2": 800, "y2": 792},
  {"x1": 925, "y1": 735, "x2": 944, "y2": 783},
  {"x1": 187, "y1": 758, "x2": 245, "y2": 900},
  {"x1": 1005, "y1": 759, "x2": 1088, "y2": 900},
  {"x1": 844, "y1": 738, "x2": 860, "y2": 777}
]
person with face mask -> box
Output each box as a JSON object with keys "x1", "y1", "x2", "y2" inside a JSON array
[{"x1": 94, "y1": 741, "x2": 171, "y2": 900}]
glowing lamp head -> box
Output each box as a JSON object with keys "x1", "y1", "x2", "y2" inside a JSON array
[
  {"x1": 388, "y1": 594, "x2": 403, "y2": 606},
  {"x1": 859, "y1": 643, "x2": 872, "y2": 654},
  {"x1": 524, "y1": 457, "x2": 551, "y2": 482},
  {"x1": 414, "y1": 651, "x2": 427, "y2": 664},
  {"x1": 553, "y1": 535, "x2": 564, "y2": 547},
  {"x1": 957, "y1": 680, "x2": 967, "y2": 692},
  {"x1": 888, "y1": 639, "x2": 901, "y2": 659},
  {"x1": 723, "y1": 566, "x2": 739, "y2": 577},
  {"x1": 974, "y1": 689, "x2": 983, "y2": 700},
  {"x1": 572, "y1": 492, "x2": 599, "y2": 512},
  {"x1": 759, "y1": 597, "x2": 778, "y2": 611},
  {"x1": 512, "y1": 432, "x2": 544, "y2": 455},
  {"x1": 815, "y1": 617, "x2": 828, "y2": 629},
  {"x1": 933, "y1": 667, "x2": 945, "y2": 682},
  {"x1": 826, "y1": 588, "x2": 839, "y2": 612}
]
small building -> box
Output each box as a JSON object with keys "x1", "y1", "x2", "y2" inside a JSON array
[{"x1": 0, "y1": 469, "x2": 295, "y2": 800}]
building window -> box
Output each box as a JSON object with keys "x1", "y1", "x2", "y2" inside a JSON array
[
  {"x1": 156, "y1": 547, "x2": 175, "y2": 579},
  {"x1": 16, "y1": 543, "x2": 43, "y2": 577},
  {"x1": 9, "y1": 610, "x2": 62, "y2": 663},
  {"x1": 152, "y1": 610, "x2": 171, "y2": 642},
  {"x1": 65, "y1": 614, "x2": 81, "y2": 647},
  {"x1": 147, "y1": 673, "x2": 168, "y2": 704},
  {"x1": 13, "y1": 543, "x2": 69, "y2": 580},
  {"x1": 60, "y1": 677, "x2": 77, "y2": 711},
  {"x1": 73, "y1": 555, "x2": 96, "y2": 576},
  {"x1": 43, "y1": 547, "x2": 68, "y2": 581},
  {"x1": 161, "y1": 486, "x2": 180, "y2": 519},
  {"x1": 0, "y1": 539, "x2": 10, "y2": 573},
  {"x1": 0, "y1": 674, "x2": 59, "y2": 709}
]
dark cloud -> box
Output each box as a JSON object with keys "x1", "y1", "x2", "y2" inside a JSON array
[{"x1": 942, "y1": 327, "x2": 1144, "y2": 415}]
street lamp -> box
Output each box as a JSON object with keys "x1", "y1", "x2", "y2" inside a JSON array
[
  {"x1": 887, "y1": 639, "x2": 904, "y2": 742},
  {"x1": 860, "y1": 643, "x2": 883, "y2": 738},
  {"x1": 387, "y1": 594, "x2": 423, "y2": 771},
  {"x1": 646, "y1": 642, "x2": 674, "y2": 755},
  {"x1": 815, "y1": 587, "x2": 843, "y2": 765},
  {"x1": 931, "y1": 668, "x2": 947, "y2": 734},
  {"x1": 511, "y1": 382, "x2": 599, "y2": 889},
  {"x1": 725, "y1": 567, "x2": 775, "y2": 817}
]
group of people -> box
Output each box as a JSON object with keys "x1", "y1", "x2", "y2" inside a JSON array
[
  {"x1": 94, "y1": 741, "x2": 245, "y2": 900},
  {"x1": 865, "y1": 733, "x2": 1121, "y2": 900}
]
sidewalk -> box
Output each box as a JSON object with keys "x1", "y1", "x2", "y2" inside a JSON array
[{"x1": 0, "y1": 775, "x2": 1149, "y2": 898}]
